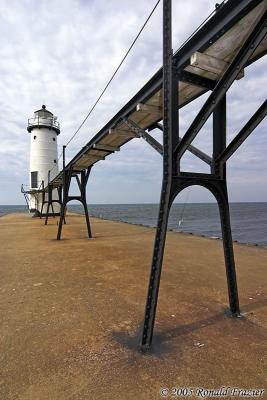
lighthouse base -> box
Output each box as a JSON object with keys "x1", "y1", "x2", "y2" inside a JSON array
[
  {"x1": 29, "y1": 208, "x2": 40, "y2": 217},
  {"x1": 29, "y1": 190, "x2": 61, "y2": 217},
  {"x1": 30, "y1": 208, "x2": 60, "y2": 218}
]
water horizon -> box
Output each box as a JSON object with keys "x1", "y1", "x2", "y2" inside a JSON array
[{"x1": 1, "y1": 202, "x2": 266, "y2": 247}]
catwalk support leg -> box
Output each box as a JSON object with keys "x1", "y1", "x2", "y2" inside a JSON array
[{"x1": 217, "y1": 182, "x2": 240, "y2": 315}]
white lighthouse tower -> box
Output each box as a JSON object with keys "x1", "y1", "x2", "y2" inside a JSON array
[{"x1": 27, "y1": 105, "x2": 61, "y2": 215}]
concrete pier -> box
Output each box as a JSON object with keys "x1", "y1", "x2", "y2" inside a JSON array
[{"x1": 0, "y1": 213, "x2": 266, "y2": 399}]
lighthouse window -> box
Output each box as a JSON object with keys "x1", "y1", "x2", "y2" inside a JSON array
[
  {"x1": 33, "y1": 136, "x2": 37, "y2": 140},
  {"x1": 53, "y1": 138, "x2": 56, "y2": 141},
  {"x1": 31, "y1": 171, "x2": 38, "y2": 188},
  {"x1": 54, "y1": 160, "x2": 57, "y2": 164}
]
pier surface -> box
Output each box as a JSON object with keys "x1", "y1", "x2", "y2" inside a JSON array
[{"x1": 0, "y1": 213, "x2": 266, "y2": 399}]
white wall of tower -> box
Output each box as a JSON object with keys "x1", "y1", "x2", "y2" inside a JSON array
[
  {"x1": 29, "y1": 127, "x2": 59, "y2": 188},
  {"x1": 27, "y1": 106, "x2": 61, "y2": 214}
]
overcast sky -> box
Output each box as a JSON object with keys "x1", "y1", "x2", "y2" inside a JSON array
[{"x1": 0, "y1": 0, "x2": 266, "y2": 205}]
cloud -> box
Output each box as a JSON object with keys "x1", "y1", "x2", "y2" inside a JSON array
[{"x1": 0, "y1": 0, "x2": 266, "y2": 204}]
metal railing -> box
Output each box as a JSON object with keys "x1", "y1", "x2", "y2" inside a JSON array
[{"x1": 28, "y1": 116, "x2": 60, "y2": 130}]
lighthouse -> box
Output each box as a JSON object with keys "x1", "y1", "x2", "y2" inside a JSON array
[{"x1": 27, "y1": 105, "x2": 61, "y2": 215}]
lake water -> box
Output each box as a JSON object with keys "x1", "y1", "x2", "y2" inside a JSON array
[{"x1": 1, "y1": 203, "x2": 265, "y2": 246}]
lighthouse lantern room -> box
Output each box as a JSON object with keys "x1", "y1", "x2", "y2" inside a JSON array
[{"x1": 27, "y1": 105, "x2": 61, "y2": 215}]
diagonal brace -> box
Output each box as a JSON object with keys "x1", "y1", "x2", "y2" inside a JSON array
[
  {"x1": 156, "y1": 122, "x2": 212, "y2": 165},
  {"x1": 122, "y1": 117, "x2": 163, "y2": 155},
  {"x1": 75, "y1": 174, "x2": 81, "y2": 191},
  {"x1": 216, "y1": 99, "x2": 267, "y2": 164}
]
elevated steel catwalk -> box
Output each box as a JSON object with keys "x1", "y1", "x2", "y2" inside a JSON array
[{"x1": 49, "y1": 0, "x2": 266, "y2": 191}]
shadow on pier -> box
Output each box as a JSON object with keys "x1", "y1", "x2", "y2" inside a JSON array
[{"x1": 112, "y1": 299, "x2": 267, "y2": 356}]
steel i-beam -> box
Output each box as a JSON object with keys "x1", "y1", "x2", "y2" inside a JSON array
[{"x1": 141, "y1": 0, "x2": 178, "y2": 350}]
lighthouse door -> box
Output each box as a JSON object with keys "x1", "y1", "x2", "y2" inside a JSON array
[{"x1": 31, "y1": 171, "x2": 38, "y2": 188}]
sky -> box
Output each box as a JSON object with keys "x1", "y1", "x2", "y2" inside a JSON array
[{"x1": 0, "y1": 0, "x2": 266, "y2": 205}]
